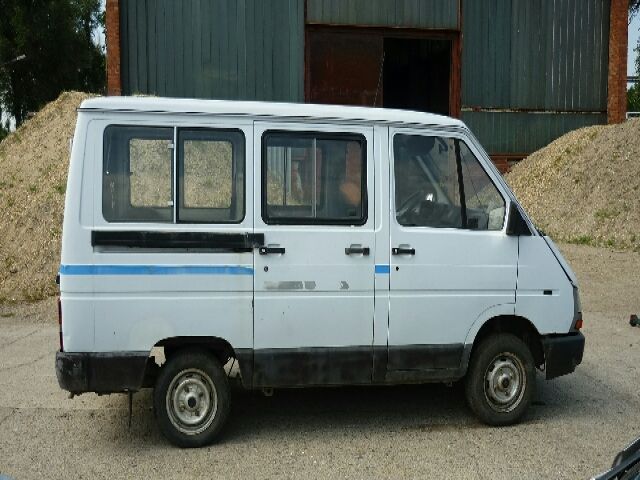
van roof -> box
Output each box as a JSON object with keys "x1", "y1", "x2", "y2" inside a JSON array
[{"x1": 79, "y1": 96, "x2": 465, "y2": 128}]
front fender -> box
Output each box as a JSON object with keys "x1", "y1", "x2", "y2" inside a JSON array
[{"x1": 463, "y1": 303, "x2": 516, "y2": 348}]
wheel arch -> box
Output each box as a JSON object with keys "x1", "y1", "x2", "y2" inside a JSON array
[
  {"x1": 157, "y1": 336, "x2": 235, "y2": 363},
  {"x1": 465, "y1": 314, "x2": 545, "y2": 371},
  {"x1": 143, "y1": 336, "x2": 252, "y2": 389}
]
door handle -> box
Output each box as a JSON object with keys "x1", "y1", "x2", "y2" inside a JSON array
[
  {"x1": 259, "y1": 246, "x2": 285, "y2": 255},
  {"x1": 392, "y1": 246, "x2": 415, "y2": 255},
  {"x1": 345, "y1": 246, "x2": 370, "y2": 256}
]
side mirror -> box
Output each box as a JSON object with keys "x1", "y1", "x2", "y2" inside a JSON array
[{"x1": 506, "y1": 202, "x2": 532, "y2": 236}]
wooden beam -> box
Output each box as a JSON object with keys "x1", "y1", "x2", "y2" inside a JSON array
[{"x1": 106, "y1": 0, "x2": 122, "y2": 96}]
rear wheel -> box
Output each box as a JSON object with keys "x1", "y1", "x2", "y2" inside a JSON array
[
  {"x1": 154, "y1": 348, "x2": 230, "y2": 447},
  {"x1": 465, "y1": 334, "x2": 536, "y2": 426}
]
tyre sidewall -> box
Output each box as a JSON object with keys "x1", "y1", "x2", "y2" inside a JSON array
[{"x1": 465, "y1": 334, "x2": 536, "y2": 426}]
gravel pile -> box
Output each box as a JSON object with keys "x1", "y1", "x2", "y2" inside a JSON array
[
  {"x1": 0, "y1": 91, "x2": 92, "y2": 303},
  {"x1": 505, "y1": 119, "x2": 640, "y2": 251},
  {"x1": 1, "y1": 93, "x2": 638, "y2": 302}
]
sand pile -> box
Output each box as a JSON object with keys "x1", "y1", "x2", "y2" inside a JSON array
[
  {"x1": 0, "y1": 91, "x2": 92, "y2": 303},
  {"x1": 1, "y1": 92, "x2": 638, "y2": 303},
  {"x1": 506, "y1": 119, "x2": 640, "y2": 251}
]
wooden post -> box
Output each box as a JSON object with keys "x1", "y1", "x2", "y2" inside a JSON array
[
  {"x1": 607, "y1": 0, "x2": 628, "y2": 123},
  {"x1": 106, "y1": 0, "x2": 122, "y2": 96}
]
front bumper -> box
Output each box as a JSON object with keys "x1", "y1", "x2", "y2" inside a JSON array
[
  {"x1": 541, "y1": 332, "x2": 585, "y2": 380},
  {"x1": 55, "y1": 351, "x2": 149, "y2": 394}
]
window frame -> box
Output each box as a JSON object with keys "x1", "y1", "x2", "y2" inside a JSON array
[
  {"x1": 176, "y1": 127, "x2": 246, "y2": 224},
  {"x1": 101, "y1": 125, "x2": 246, "y2": 225},
  {"x1": 391, "y1": 129, "x2": 508, "y2": 232},
  {"x1": 261, "y1": 129, "x2": 368, "y2": 226},
  {"x1": 102, "y1": 125, "x2": 175, "y2": 223}
]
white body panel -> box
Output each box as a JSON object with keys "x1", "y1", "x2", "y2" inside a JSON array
[
  {"x1": 515, "y1": 236, "x2": 576, "y2": 334},
  {"x1": 387, "y1": 128, "x2": 518, "y2": 370},
  {"x1": 59, "y1": 97, "x2": 578, "y2": 383},
  {"x1": 60, "y1": 113, "x2": 255, "y2": 352},
  {"x1": 372, "y1": 126, "x2": 391, "y2": 350},
  {"x1": 253, "y1": 124, "x2": 376, "y2": 350}
]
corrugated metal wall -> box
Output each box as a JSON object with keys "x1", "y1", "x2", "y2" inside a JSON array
[
  {"x1": 462, "y1": 0, "x2": 609, "y2": 111},
  {"x1": 463, "y1": 111, "x2": 607, "y2": 153},
  {"x1": 118, "y1": 0, "x2": 612, "y2": 156},
  {"x1": 120, "y1": 0, "x2": 304, "y2": 101},
  {"x1": 461, "y1": 0, "x2": 610, "y2": 153},
  {"x1": 306, "y1": 0, "x2": 459, "y2": 29}
]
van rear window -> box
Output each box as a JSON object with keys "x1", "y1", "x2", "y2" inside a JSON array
[{"x1": 102, "y1": 126, "x2": 245, "y2": 224}]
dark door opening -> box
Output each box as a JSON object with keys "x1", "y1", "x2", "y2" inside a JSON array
[
  {"x1": 307, "y1": 31, "x2": 383, "y2": 107},
  {"x1": 382, "y1": 38, "x2": 451, "y2": 115},
  {"x1": 306, "y1": 29, "x2": 455, "y2": 116}
]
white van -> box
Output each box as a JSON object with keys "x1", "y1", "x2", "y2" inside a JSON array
[{"x1": 56, "y1": 97, "x2": 584, "y2": 447}]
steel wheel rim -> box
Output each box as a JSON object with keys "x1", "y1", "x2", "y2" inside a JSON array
[
  {"x1": 483, "y1": 352, "x2": 526, "y2": 413},
  {"x1": 166, "y1": 368, "x2": 218, "y2": 435}
]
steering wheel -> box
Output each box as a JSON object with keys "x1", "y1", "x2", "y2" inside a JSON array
[{"x1": 397, "y1": 188, "x2": 437, "y2": 219}]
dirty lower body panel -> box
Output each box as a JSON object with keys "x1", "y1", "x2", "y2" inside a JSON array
[
  {"x1": 541, "y1": 332, "x2": 585, "y2": 380},
  {"x1": 55, "y1": 351, "x2": 149, "y2": 394}
]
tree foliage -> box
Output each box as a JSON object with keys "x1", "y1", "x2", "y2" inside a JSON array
[
  {"x1": 629, "y1": 83, "x2": 640, "y2": 112},
  {"x1": 632, "y1": 0, "x2": 640, "y2": 22},
  {"x1": 631, "y1": 41, "x2": 640, "y2": 113},
  {"x1": 0, "y1": 0, "x2": 105, "y2": 127}
]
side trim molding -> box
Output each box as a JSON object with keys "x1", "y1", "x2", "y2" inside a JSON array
[{"x1": 91, "y1": 230, "x2": 264, "y2": 251}]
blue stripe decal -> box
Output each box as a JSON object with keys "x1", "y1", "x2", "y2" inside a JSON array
[
  {"x1": 375, "y1": 264, "x2": 390, "y2": 274},
  {"x1": 59, "y1": 264, "x2": 254, "y2": 276}
]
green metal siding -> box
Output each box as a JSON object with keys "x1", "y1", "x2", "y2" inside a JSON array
[
  {"x1": 462, "y1": 111, "x2": 607, "y2": 154},
  {"x1": 119, "y1": 0, "x2": 613, "y2": 156},
  {"x1": 120, "y1": 0, "x2": 304, "y2": 102},
  {"x1": 462, "y1": 0, "x2": 610, "y2": 112},
  {"x1": 306, "y1": 0, "x2": 459, "y2": 29}
]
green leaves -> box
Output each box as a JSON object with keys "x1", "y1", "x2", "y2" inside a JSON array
[{"x1": 0, "y1": 0, "x2": 105, "y2": 128}]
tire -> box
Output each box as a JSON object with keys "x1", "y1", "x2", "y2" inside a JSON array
[
  {"x1": 465, "y1": 333, "x2": 536, "y2": 426},
  {"x1": 154, "y1": 348, "x2": 230, "y2": 447}
]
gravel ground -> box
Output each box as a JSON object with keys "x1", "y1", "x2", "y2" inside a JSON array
[{"x1": 0, "y1": 243, "x2": 639, "y2": 480}]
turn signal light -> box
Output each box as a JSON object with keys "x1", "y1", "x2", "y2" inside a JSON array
[{"x1": 574, "y1": 318, "x2": 583, "y2": 330}]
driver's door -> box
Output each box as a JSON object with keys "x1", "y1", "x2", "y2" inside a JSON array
[{"x1": 387, "y1": 128, "x2": 518, "y2": 374}]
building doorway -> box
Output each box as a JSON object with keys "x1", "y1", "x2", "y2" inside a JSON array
[
  {"x1": 306, "y1": 28, "x2": 458, "y2": 116},
  {"x1": 382, "y1": 38, "x2": 451, "y2": 115}
]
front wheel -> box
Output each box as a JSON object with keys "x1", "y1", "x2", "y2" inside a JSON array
[
  {"x1": 154, "y1": 349, "x2": 230, "y2": 447},
  {"x1": 465, "y1": 334, "x2": 536, "y2": 426}
]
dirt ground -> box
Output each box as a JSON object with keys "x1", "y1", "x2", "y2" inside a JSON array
[{"x1": 0, "y1": 243, "x2": 639, "y2": 480}]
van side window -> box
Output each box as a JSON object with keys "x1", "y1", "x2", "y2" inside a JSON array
[
  {"x1": 262, "y1": 132, "x2": 366, "y2": 225},
  {"x1": 393, "y1": 134, "x2": 504, "y2": 231},
  {"x1": 102, "y1": 126, "x2": 245, "y2": 224},
  {"x1": 458, "y1": 142, "x2": 505, "y2": 231},
  {"x1": 177, "y1": 129, "x2": 244, "y2": 223},
  {"x1": 103, "y1": 126, "x2": 174, "y2": 222}
]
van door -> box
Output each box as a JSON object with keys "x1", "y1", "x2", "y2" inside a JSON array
[
  {"x1": 387, "y1": 129, "x2": 518, "y2": 377},
  {"x1": 253, "y1": 122, "x2": 375, "y2": 387}
]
